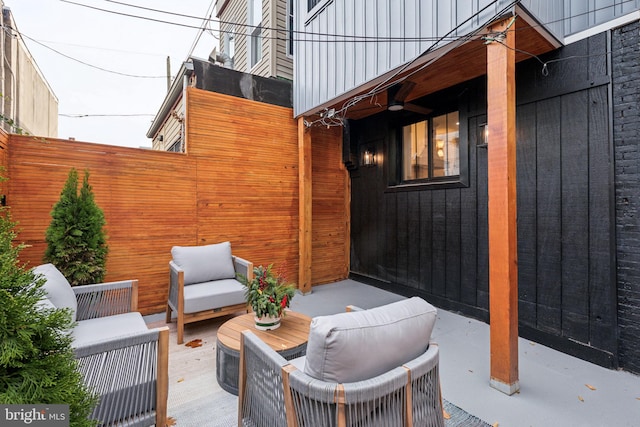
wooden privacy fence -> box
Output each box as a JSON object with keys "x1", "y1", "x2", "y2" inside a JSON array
[{"x1": 3, "y1": 89, "x2": 349, "y2": 314}]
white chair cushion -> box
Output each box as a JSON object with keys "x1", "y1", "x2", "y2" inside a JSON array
[
  {"x1": 182, "y1": 278, "x2": 246, "y2": 314},
  {"x1": 72, "y1": 312, "x2": 148, "y2": 348},
  {"x1": 171, "y1": 242, "x2": 236, "y2": 285},
  {"x1": 304, "y1": 297, "x2": 437, "y2": 383},
  {"x1": 33, "y1": 263, "x2": 78, "y2": 322}
]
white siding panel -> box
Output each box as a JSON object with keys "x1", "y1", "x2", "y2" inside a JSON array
[
  {"x1": 566, "y1": 0, "x2": 590, "y2": 35},
  {"x1": 418, "y1": 0, "x2": 436, "y2": 55},
  {"x1": 354, "y1": 0, "x2": 366, "y2": 87},
  {"x1": 327, "y1": 5, "x2": 336, "y2": 100},
  {"x1": 404, "y1": 1, "x2": 418, "y2": 62},
  {"x1": 594, "y1": 0, "x2": 616, "y2": 24},
  {"x1": 343, "y1": 0, "x2": 355, "y2": 93},
  {"x1": 436, "y1": 0, "x2": 451, "y2": 38},
  {"x1": 376, "y1": 0, "x2": 390, "y2": 74},
  {"x1": 364, "y1": 0, "x2": 377, "y2": 82},
  {"x1": 389, "y1": 0, "x2": 403, "y2": 67},
  {"x1": 335, "y1": 2, "x2": 346, "y2": 95},
  {"x1": 311, "y1": 17, "x2": 321, "y2": 107},
  {"x1": 456, "y1": 0, "x2": 476, "y2": 36},
  {"x1": 518, "y1": 0, "x2": 564, "y2": 38}
]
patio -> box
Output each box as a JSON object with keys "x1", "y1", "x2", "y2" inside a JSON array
[{"x1": 147, "y1": 279, "x2": 640, "y2": 427}]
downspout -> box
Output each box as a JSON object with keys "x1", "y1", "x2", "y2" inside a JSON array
[
  {"x1": 180, "y1": 61, "x2": 194, "y2": 153},
  {"x1": 180, "y1": 72, "x2": 188, "y2": 153}
]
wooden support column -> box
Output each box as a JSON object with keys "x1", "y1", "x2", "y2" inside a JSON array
[
  {"x1": 486, "y1": 18, "x2": 519, "y2": 395},
  {"x1": 298, "y1": 117, "x2": 312, "y2": 294}
]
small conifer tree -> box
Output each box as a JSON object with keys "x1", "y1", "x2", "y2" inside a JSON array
[
  {"x1": 0, "y1": 181, "x2": 97, "y2": 427},
  {"x1": 44, "y1": 169, "x2": 108, "y2": 286}
]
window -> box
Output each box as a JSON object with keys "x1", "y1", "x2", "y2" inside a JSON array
[
  {"x1": 248, "y1": 0, "x2": 262, "y2": 68},
  {"x1": 307, "y1": 0, "x2": 322, "y2": 11},
  {"x1": 287, "y1": 0, "x2": 294, "y2": 57},
  {"x1": 168, "y1": 139, "x2": 183, "y2": 153},
  {"x1": 401, "y1": 111, "x2": 459, "y2": 182}
]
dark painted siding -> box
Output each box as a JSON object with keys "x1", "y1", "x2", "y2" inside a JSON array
[
  {"x1": 349, "y1": 32, "x2": 620, "y2": 368},
  {"x1": 613, "y1": 20, "x2": 640, "y2": 374}
]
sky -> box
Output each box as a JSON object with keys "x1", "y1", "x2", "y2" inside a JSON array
[{"x1": 7, "y1": 0, "x2": 219, "y2": 148}]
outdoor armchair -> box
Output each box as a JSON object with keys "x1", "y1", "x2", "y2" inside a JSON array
[
  {"x1": 166, "y1": 241, "x2": 253, "y2": 344},
  {"x1": 34, "y1": 263, "x2": 169, "y2": 427},
  {"x1": 238, "y1": 297, "x2": 444, "y2": 427}
]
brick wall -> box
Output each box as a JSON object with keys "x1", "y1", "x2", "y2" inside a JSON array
[{"x1": 613, "y1": 20, "x2": 640, "y2": 374}]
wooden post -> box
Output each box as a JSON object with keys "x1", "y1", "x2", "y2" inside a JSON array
[
  {"x1": 156, "y1": 327, "x2": 169, "y2": 427},
  {"x1": 486, "y1": 17, "x2": 519, "y2": 395},
  {"x1": 298, "y1": 117, "x2": 312, "y2": 294}
]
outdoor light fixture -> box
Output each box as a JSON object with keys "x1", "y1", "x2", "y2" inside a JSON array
[
  {"x1": 363, "y1": 149, "x2": 376, "y2": 166},
  {"x1": 478, "y1": 123, "x2": 489, "y2": 147},
  {"x1": 387, "y1": 99, "x2": 404, "y2": 111}
]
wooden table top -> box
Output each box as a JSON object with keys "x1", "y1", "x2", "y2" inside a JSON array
[{"x1": 217, "y1": 311, "x2": 312, "y2": 353}]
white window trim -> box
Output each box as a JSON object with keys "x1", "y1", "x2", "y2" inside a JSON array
[
  {"x1": 286, "y1": 0, "x2": 294, "y2": 58},
  {"x1": 247, "y1": 0, "x2": 263, "y2": 70}
]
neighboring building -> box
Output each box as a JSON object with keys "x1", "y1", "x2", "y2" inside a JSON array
[
  {"x1": 215, "y1": 0, "x2": 293, "y2": 80},
  {"x1": 147, "y1": 57, "x2": 291, "y2": 151},
  {"x1": 149, "y1": 0, "x2": 294, "y2": 151},
  {"x1": 294, "y1": 0, "x2": 640, "y2": 382},
  {"x1": 1, "y1": 3, "x2": 58, "y2": 137}
]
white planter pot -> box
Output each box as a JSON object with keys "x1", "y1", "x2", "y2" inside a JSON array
[{"x1": 254, "y1": 314, "x2": 281, "y2": 331}]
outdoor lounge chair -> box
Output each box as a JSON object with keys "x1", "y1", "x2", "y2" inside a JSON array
[
  {"x1": 238, "y1": 297, "x2": 444, "y2": 427},
  {"x1": 34, "y1": 263, "x2": 168, "y2": 427},
  {"x1": 166, "y1": 241, "x2": 253, "y2": 344}
]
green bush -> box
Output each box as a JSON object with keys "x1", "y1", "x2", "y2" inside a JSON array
[
  {"x1": 0, "y1": 192, "x2": 97, "y2": 426},
  {"x1": 44, "y1": 169, "x2": 108, "y2": 286}
]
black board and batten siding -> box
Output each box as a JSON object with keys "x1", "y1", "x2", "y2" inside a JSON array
[{"x1": 348, "y1": 29, "x2": 632, "y2": 370}]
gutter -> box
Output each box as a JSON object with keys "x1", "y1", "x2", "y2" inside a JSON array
[{"x1": 146, "y1": 60, "x2": 194, "y2": 139}]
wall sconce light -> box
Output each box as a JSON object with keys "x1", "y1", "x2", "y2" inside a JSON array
[
  {"x1": 362, "y1": 149, "x2": 376, "y2": 166},
  {"x1": 483, "y1": 125, "x2": 489, "y2": 144},
  {"x1": 478, "y1": 123, "x2": 489, "y2": 147}
]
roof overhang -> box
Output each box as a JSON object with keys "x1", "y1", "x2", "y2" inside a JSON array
[{"x1": 301, "y1": 6, "x2": 561, "y2": 122}]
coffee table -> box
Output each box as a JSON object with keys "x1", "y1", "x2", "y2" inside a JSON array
[{"x1": 216, "y1": 311, "x2": 312, "y2": 395}]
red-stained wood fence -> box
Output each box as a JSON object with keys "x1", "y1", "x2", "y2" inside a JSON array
[{"x1": 3, "y1": 89, "x2": 349, "y2": 314}]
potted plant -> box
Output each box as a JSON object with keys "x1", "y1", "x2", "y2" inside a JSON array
[{"x1": 238, "y1": 264, "x2": 296, "y2": 331}]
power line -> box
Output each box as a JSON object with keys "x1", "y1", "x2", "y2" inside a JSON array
[
  {"x1": 185, "y1": 0, "x2": 216, "y2": 60},
  {"x1": 60, "y1": 113, "x2": 155, "y2": 118},
  {"x1": 61, "y1": 0, "x2": 464, "y2": 43},
  {"x1": 15, "y1": 31, "x2": 165, "y2": 78},
  {"x1": 64, "y1": 0, "x2": 640, "y2": 46}
]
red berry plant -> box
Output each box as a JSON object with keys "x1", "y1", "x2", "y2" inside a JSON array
[{"x1": 238, "y1": 264, "x2": 296, "y2": 318}]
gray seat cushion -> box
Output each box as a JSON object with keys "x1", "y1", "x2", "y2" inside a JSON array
[
  {"x1": 304, "y1": 297, "x2": 437, "y2": 383},
  {"x1": 171, "y1": 242, "x2": 236, "y2": 285},
  {"x1": 183, "y1": 278, "x2": 246, "y2": 314},
  {"x1": 33, "y1": 263, "x2": 78, "y2": 322},
  {"x1": 72, "y1": 312, "x2": 148, "y2": 348}
]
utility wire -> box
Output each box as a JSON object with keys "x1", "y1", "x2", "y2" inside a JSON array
[
  {"x1": 16, "y1": 31, "x2": 165, "y2": 78},
  {"x1": 67, "y1": 0, "x2": 639, "y2": 43},
  {"x1": 62, "y1": 0, "x2": 465, "y2": 42},
  {"x1": 60, "y1": 113, "x2": 155, "y2": 117},
  {"x1": 185, "y1": 0, "x2": 216, "y2": 60}
]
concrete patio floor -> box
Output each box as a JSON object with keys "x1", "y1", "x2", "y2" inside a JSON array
[{"x1": 148, "y1": 279, "x2": 640, "y2": 427}]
